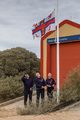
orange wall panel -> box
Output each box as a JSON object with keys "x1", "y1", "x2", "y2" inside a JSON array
[
  {"x1": 60, "y1": 41, "x2": 80, "y2": 84},
  {"x1": 50, "y1": 41, "x2": 80, "y2": 85},
  {"x1": 50, "y1": 44, "x2": 57, "y2": 84}
]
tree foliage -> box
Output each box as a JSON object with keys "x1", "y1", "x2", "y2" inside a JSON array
[
  {"x1": 0, "y1": 76, "x2": 24, "y2": 102},
  {"x1": 0, "y1": 47, "x2": 40, "y2": 102},
  {"x1": 0, "y1": 47, "x2": 40, "y2": 78}
]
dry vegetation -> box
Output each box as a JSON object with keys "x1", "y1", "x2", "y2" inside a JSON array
[{"x1": 60, "y1": 65, "x2": 80, "y2": 102}]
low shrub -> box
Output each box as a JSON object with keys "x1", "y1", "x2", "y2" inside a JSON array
[
  {"x1": 0, "y1": 76, "x2": 24, "y2": 102},
  {"x1": 17, "y1": 98, "x2": 57, "y2": 115},
  {"x1": 60, "y1": 65, "x2": 80, "y2": 102}
]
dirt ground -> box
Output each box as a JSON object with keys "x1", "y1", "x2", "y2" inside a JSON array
[
  {"x1": 0, "y1": 93, "x2": 80, "y2": 120},
  {"x1": 0, "y1": 109, "x2": 80, "y2": 120}
]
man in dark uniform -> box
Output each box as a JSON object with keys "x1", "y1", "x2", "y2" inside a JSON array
[
  {"x1": 46, "y1": 73, "x2": 56, "y2": 101},
  {"x1": 35, "y1": 72, "x2": 46, "y2": 107},
  {"x1": 21, "y1": 74, "x2": 33, "y2": 107}
]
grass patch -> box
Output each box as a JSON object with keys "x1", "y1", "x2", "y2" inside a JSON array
[{"x1": 17, "y1": 98, "x2": 57, "y2": 115}]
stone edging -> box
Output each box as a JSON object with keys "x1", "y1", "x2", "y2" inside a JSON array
[{"x1": 57, "y1": 100, "x2": 80, "y2": 112}]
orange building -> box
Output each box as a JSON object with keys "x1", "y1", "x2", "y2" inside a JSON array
[{"x1": 40, "y1": 20, "x2": 80, "y2": 85}]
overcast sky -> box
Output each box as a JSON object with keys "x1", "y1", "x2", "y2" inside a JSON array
[{"x1": 0, "y1": 0, "x2": 80, "y2": 58}]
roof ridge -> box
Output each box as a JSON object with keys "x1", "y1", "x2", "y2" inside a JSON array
[{"x1": 41, "y1": 19, "x2": 80, "y2": 41}]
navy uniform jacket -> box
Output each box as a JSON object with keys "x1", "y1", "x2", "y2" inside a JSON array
[
  {"x1": 46, "y1": 78, "x2": 56, "y2": 91},
  {"x1": 35, "y1": 77, "x2": 46, "y2": 91},
  {"x1": 21, "y1": 75, "x2": 33, "y2": 92}
]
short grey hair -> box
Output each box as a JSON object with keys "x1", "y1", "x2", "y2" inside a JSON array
[
  {"x1": 48, "y1": 73, "x2": 52, "y2": 76},
  {"x1": 36, "y1": 72, "x2": 40, "y2": 76}
]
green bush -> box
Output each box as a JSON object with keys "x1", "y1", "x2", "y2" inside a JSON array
[
  {"x1": 0, "y1": 47, "x2": 40, "y2": 102},
  {"x1": 0, "y1": 76, "x2": 24, "y2": 102},
  {"x1": 60, "y1": 65, "x2": 80, "y2": 102},
  {"x1": 0, "y1": 47, "x2": 40, "y2": 77}
]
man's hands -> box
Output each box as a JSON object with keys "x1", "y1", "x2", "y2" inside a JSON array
[
  {"x1": 47, "y1": 85, "x2": 51, "y2": 87},
  {"x1": 25, "y1": 74, "x2": 27, "y2": 77},
  {"x1": 47, "y1": 84, "x2": 55, "y2": 87},
  {"x1": 52, "y1": 84, "x2": 55, "y2": 87},
  {"x1": 41, "y1": 86, "x2": 45, "y2": 89},
  {"x1": 30, "y1": 88, "x2": 32, "y2": 91},
  {"x1": 41, "y1": 84, "x2": 55, "y2": 89},
  {"x1": 25, "y1": 75, "x2": 27, "y2": 79}
]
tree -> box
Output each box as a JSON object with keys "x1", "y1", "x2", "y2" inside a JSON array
[{"x1": 0, "y1": 47, "x2": 40, "y2": 78}]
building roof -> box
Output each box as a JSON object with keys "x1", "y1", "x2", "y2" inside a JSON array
[{"x1": 41, "y1": 19, "x2": 80, "y2": 41}]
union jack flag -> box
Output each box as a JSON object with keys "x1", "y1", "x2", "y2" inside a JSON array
[{"x1": 32, "y1": 10, "x2": 55, "y2": 38}]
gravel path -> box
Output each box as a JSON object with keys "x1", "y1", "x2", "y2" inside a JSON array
[{"x1": 0, "y1": 93, "x2": 80, "y2": 120}]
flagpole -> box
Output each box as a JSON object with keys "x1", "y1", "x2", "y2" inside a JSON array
[{"x1": 57, "y1": 0, "x2": 60, "y2": 104}]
